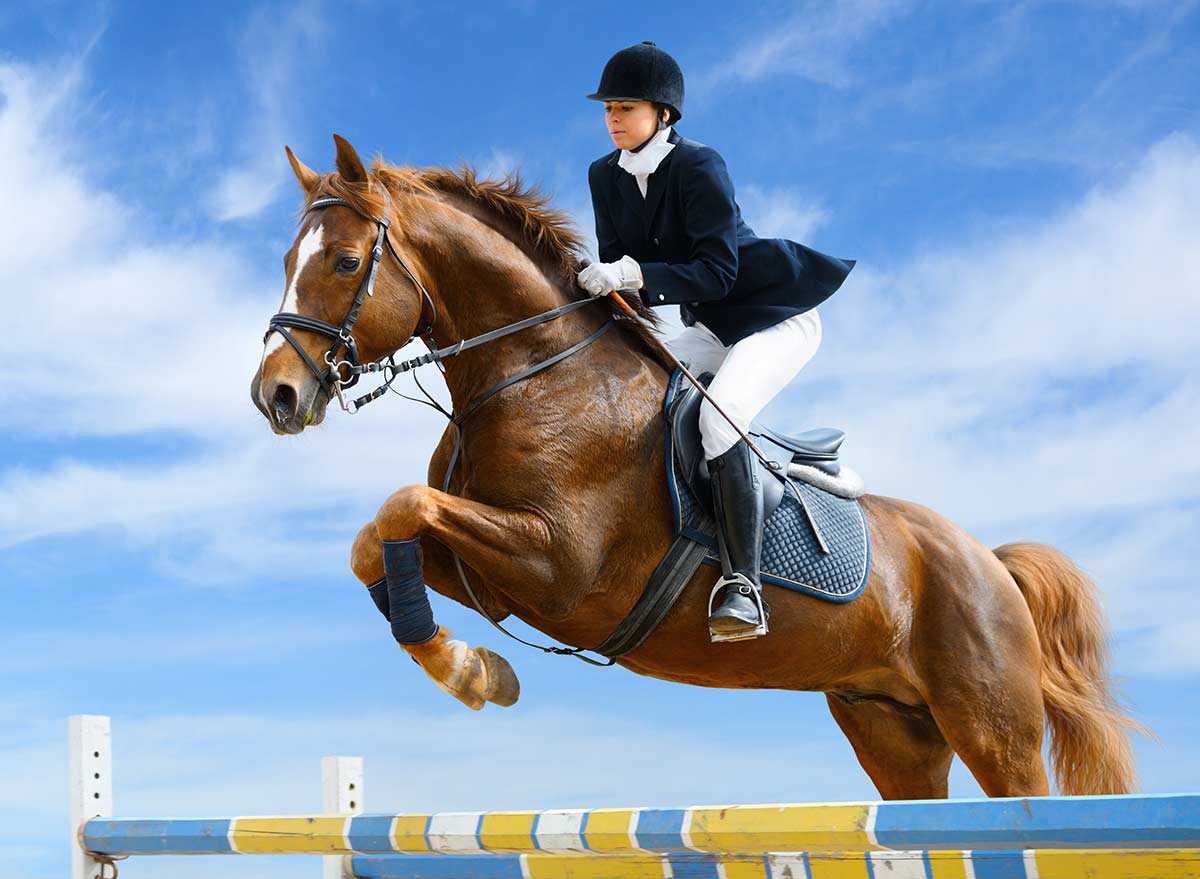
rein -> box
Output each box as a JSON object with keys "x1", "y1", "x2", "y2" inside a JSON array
[
  {"x1": 347, "y1": 296, "x2": 606, "y2": 414},
  {"x1": 264, "y1": 187, "x2": 618, "y2": 666}
]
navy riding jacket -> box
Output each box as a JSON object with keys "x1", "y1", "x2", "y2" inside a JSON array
[{"x1": 588, "y1": 127, "x2": 856, "y2": 346}]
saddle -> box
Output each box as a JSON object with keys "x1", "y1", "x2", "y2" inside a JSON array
[
  {"x1": 671, "y1": 372, "x2": 846, "y2": 518},
  {"x1": 592, "y1": 370, "x2": 870, "y2": 659}
]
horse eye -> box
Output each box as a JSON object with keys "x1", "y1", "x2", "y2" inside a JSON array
[{"x1": 336, "y1": 255, "x2": 361, "y2": 273}]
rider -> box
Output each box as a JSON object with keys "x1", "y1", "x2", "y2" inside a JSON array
[{"x1": 578, "y1": 41, "x2": 855, "y2": 641}]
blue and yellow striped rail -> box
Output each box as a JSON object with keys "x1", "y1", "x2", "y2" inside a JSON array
[
  {"x1": 82, "y1": 795, "x2": 1200, "y2": 878},
  {"x1": 347, "y1": 849, "x2": 1200, "y2": 879}
]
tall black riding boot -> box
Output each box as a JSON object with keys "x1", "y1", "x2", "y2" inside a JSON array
[{"x1": 706, "y1": 438, "x2": 768, "y2": 640}]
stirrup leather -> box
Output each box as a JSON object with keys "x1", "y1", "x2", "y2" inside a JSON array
[{"x1": 706, "y1": 573, "x2": 769, "y2": 643}]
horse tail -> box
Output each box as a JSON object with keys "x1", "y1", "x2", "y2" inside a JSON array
[{"x1": 993, "y1": 541, "x2": 1141, "y2": 795}]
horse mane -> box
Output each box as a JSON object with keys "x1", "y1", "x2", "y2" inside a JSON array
[{"x1": 308, "y1": 159, "x2": 668, "y2": 363}]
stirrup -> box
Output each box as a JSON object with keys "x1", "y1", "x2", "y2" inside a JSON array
[{"x1": 706, "y1": 574, "x2": 769, "y2": 643}]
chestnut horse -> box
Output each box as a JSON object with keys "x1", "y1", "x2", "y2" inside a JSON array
[{"x1": 251, "y1": 135, "x2": 1138, "y2": 800}]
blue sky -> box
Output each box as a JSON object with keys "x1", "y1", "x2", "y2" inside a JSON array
[{"x1": 2, "y1": 1, "x2": 1199, "y2": 875}]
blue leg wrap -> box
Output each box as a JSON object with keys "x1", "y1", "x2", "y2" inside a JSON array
[
  {"x1": 382, "y1": 538, "x2": 439, "y2": 646},
  {"x1": 366, "y1": 579, "x2": 390, "y2": 619}
]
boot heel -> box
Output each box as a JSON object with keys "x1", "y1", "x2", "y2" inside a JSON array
[{"x1": 707, "y1": 575, "x2": 769, "y2": 642}]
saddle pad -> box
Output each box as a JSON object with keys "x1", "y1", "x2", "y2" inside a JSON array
[{"x1": 664, "y1": 371, "x2": 871, "y2": 602}]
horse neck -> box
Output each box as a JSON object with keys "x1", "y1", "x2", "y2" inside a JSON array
[{"x1": 400, "y1": 196, "x2": 609, "y2": 415}]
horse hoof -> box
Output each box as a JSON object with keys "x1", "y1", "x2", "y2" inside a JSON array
[{"x1": 477, "y1": 647, "x2": 520, "y2": 707}]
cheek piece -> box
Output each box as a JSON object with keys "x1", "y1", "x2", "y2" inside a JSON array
[{"x1": 382, "y1": 538, "x2": 439, "y2": 645}]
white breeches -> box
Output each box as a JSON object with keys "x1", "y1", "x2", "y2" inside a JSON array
[{"x1": 664, "y1": 308, "x2": 822, "y2": 460}]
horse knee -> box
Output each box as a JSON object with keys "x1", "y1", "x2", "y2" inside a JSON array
[
  {"x1": 375, "y1": 485, "x2": 435, "y2": 540},
  {"x1": 350, "y1": 522, "x2": 384, "y2": 584}
]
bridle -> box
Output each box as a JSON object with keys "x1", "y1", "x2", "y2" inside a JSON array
[{"x1": 265, "y1": 188, "x2": 437, "y2": 413}]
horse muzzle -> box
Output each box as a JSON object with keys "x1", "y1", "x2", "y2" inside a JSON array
[{"x1": 252, "y1": 371, "x2": 329, "y2": 434}]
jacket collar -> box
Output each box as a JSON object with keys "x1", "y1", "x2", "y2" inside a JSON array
[
  {"x1": 607, "y1": 127, "x2": 682, "y2": 228},
  {"x1": 605, "y1": 126, "x2": 681, "y2": 166}
]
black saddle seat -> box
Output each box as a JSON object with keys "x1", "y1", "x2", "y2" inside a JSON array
[{"x1": 752, "y1": 426, "x2": 844, "y2": 462}]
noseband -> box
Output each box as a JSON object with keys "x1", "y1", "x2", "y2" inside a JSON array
[{"x1": 265, "y1": 189, "x2": 437, "y2": 410}]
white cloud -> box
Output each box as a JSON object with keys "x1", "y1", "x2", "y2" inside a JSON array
[
  {"x1": 0, "y1": 59, "x2": 275, "y2": 441},
  {"x1": 475, "y1": 147, "x2": 522, "y2": 183},
  {"x1": 0, "y1": 56, "x2": 445, "y2": 580},
  {"x1": 0, "y1": 408, "x2": 444, "y2": 581},
  {"x1": 0, "y1": 615, "x2": 370, "y2": 675},
  {"x1": 737, "y1": 184, "x2": 829, "y2": 241},
  {"x1": 847, "y1": 134, "x2": 1200, "y2": 379},
  {"x1": 203, "y1": 2, "x2": 325, "y2": 221},
  {"x1": 698, "y1": 0, "x2": 914, "y2": 91},
  {"x1": 1124, "y1": 617, "x2": 1200, "y2": 676},
  {"x1": 0, "y1": 63, "x2": 125, "y2": 267}
]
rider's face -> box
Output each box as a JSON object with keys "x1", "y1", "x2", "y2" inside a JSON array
[{"x1": 604, "y1": 101, "x2": 666, "y2": 150}]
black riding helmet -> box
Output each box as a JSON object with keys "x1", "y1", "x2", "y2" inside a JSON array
[{"x1": 587, "y1": 40, "x2": 685, "y2": 145}]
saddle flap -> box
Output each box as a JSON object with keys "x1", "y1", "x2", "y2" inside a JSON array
[{"x1": 669, "y1": 373, "x2": 785, "y2": 517}]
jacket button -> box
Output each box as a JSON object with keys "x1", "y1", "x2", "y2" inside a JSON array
[
  {"x1": 658, "y1": 294, "x2": 666, "y2": 301},
  {"x1": 652, "y1": 237, "x2": 660, "y2": 246}
]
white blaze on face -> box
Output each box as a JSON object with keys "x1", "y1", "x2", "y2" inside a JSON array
[{"x1": 261, "y1": 222, "x2": 325, "y2": 366}]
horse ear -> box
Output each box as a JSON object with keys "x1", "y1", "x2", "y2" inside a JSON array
[
  {"x1": 285, "y1": 145, "x2": 319, "y2": 193},
  {"x1": 333, "y1": 133, "x2": 369, "y2": 183}
]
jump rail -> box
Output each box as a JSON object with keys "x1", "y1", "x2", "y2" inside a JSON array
[{"x1": 71, "y1": 715, "x2": 1200, "y2": 879}]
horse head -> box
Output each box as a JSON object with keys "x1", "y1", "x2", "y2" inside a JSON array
[{"x1": 251, "y1": 134, "x2": 432, "y2": 434}]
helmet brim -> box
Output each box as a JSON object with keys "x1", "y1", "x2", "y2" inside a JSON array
[
  {"x1": 585, "y1": 92, "x2": 650, "y2": 102},
  {"x1": 586, "y1": 93, "x2": 682, "y2": 124}
]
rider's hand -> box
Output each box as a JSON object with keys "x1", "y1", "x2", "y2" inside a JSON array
[{"x1": 576, "y1": 255, "x2": 643, "y2": 297}]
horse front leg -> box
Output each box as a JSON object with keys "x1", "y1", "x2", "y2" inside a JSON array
[
  {"x1": 349, "y1": 485, "x2": 549, "y2": 710},
  {"x1": 350, "y1": 525, "x2": 519, "y2": 711}
]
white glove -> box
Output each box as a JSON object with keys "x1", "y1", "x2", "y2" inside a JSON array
[{"x1": 576, "y1": 255, "x2": 643, "y2": 297}]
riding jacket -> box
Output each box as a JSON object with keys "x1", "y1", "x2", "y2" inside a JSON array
[{"x1": 588, "y1": 127, "x2": 855, "y2": 346}]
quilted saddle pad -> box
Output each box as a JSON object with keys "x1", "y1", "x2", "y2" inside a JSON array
[{"x1": 663, "y1": 371, "x2": 871, "y2": 602}]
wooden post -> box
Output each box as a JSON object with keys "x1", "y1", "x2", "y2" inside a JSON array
[
  {"x1": 69, "y1": 715, "x2": 112, "y2": 879},
  {"x1": 321, "y1": 755, "x2": 363, "y2": 879}
]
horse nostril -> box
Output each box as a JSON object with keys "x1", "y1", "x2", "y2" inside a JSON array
[{"x1": 272, "y1": 383, "x2": 299, "y2": 423}]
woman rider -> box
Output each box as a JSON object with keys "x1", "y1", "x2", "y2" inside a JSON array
[{"x1": 577, "y1": 41, "x2": 855, "y2": 642}]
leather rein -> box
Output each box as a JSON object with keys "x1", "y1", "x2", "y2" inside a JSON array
[{"x1": 264, "y1": 188, "x2": 617, "y2": 665}]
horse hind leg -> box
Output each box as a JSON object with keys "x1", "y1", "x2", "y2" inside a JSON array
[
  {"x1": 350, "y1": 522, "x2": 520, "y2": 710},
  {"x1": 914, "y1": 552, "x2": 1052, "y2": 797},
  {"x1": 825, "y1": 694, "x2": 954, "y2": 799}
]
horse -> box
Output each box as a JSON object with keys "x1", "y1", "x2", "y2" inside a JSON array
[{"x1": 250, "y1": 134, "x2": 1139, "y2": 800}]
